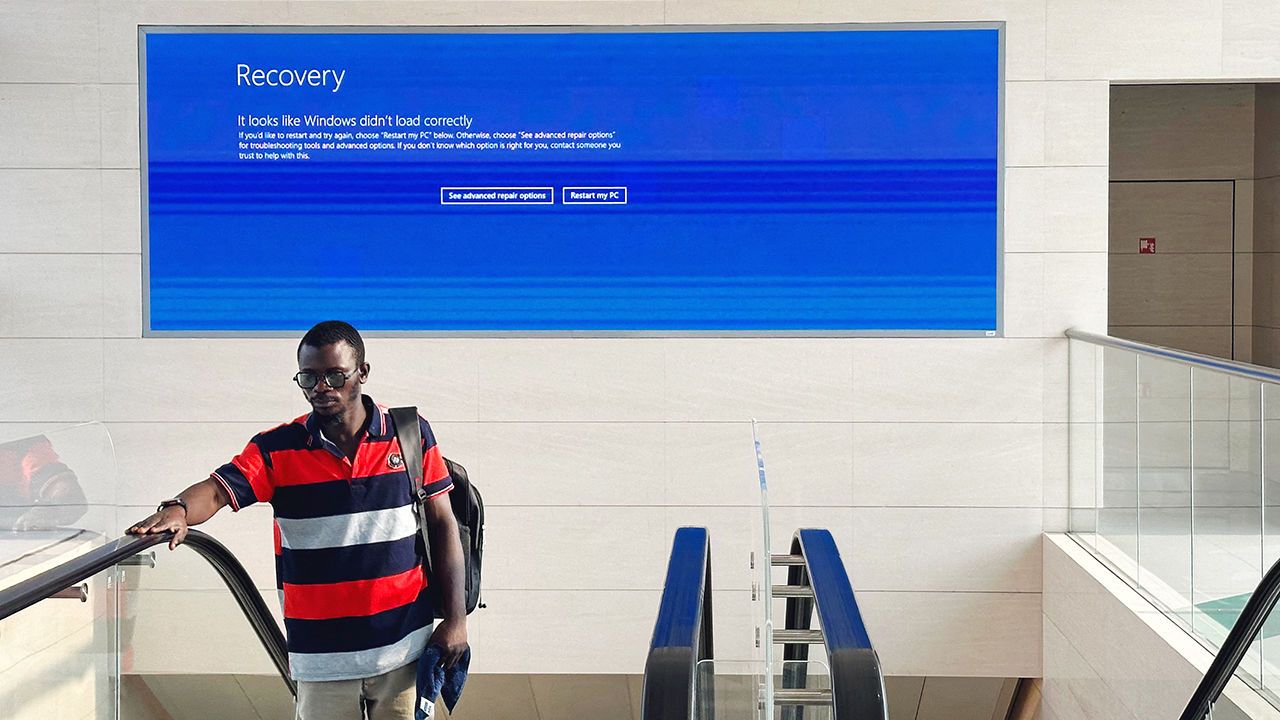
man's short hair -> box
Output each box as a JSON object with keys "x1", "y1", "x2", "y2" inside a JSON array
[{"x1": 298, "y1": 320, "x2": 366, "y2": 365}]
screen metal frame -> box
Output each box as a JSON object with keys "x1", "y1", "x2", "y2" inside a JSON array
[{"x1": 138, "y1": 22, "x2": 1005, "y2": 338}]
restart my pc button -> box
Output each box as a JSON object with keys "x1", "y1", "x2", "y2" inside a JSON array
[{"x1": 562, "y1": 186, "x2": 628, "y2": 204}]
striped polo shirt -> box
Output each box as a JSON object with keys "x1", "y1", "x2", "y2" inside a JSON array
[{"x1": 210, "y1": 395, "x2": 452, "y2": 682}]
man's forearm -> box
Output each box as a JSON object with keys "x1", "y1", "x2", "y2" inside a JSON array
[
  {"x1": 128, "y1": 476, "x2": 230, "y2": 549},
  {"x1": 175, "y1": 477, "x2": 230, "y2": 525},
  {"x1": 427, "y1": 516, "x2": 466, "y2": 622}
]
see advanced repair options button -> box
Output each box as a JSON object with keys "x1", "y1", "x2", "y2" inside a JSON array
[
  {"x1": 562, "y1": 187, "x2": 627, "y2": 204},
  {"x1": 440, "y1": 187, "x2": 554, "y2": 204}
]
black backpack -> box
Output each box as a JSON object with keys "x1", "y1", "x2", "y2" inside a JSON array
[{"x1": 390, "y1": 406, "x2": 485, "y2": 617}]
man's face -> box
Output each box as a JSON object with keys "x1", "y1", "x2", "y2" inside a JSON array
[{"x1": 297, "y1": 342, "x2": 368, "y2": 417}]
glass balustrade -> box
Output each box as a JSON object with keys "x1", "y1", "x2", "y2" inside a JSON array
[
  {"x1": 0, "y1": 423, "x2": 121, "y2": 720},
  {"x1": 1069, "y1": 331, "x2": 1280, "y2": 704},
  {"x1": 0, "y1": 424, "x2": 293, "y2": 720}
]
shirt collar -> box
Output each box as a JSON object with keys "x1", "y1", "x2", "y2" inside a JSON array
[
  {"x1": 365, "y1": 396, "x2": 387, "y2": 437},
  {"x1": 303, "y1": 395, "x2": 385, "y2": 447}
]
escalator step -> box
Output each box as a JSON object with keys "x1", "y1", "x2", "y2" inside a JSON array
[
  {"x1": 773, "y1": 629, "x2": 824, "y2": 644},
  {"x1": 772, "y1": 585, "x2": 814, "y2": 598},
  {"x1": 774, "y1": 689, "x2": 833, "y2": 706}
]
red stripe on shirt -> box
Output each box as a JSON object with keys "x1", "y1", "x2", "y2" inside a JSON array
[
  {"x1": 423, "y1": 444, "x2": 449, "y2": 488},
  {"x1": 282, "y1": 565, "x2": 427, "y2": 620},
  {"x1": 268, "y1": 448, "x2": 349, "y2": 486},
  {"x1": 230, "y1": 443, "x2": 273, "y2": 503}
]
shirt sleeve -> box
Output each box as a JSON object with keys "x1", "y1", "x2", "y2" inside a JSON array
[
  {"x1": 211, "y1": 437, "x2": 275, "y2": 511},
  {"x1": 419, "y1": 416, "x2": 453, "y2": 499}
]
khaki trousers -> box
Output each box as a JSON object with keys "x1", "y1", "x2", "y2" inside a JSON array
[{"x1": 295, "y1": 660, "x2": 418, "y2": 720}]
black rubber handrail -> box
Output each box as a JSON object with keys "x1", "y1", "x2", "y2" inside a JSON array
[
  {"x1": 0, "y1": 529, "x2": 294, "y2": 696},
  {"x1": 782, "y1": 528, "x2": 886, "y2": 720},
  {"x1": 642, "y1": 526, "x2": 714, "y2": 720},
  {"x1": 1180, "y1": 554, "x2": 1280, "y2": 719}
]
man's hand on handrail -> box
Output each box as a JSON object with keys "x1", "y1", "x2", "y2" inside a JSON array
[{"x1": 127, "y1": 477, "x2": 230, "y2": 550}]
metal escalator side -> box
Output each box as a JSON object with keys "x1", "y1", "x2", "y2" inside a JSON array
[
  {"x1": 0, "y1": 528, "x2": 294, "y2": 697},
  {"x1": 774, "y1": 528, "x2": 886, "y2": 720},
  {"x1": 643, "y1": 526, "x2": 714, "y2": 720}
]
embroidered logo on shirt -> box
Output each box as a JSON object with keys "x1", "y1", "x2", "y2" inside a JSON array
[{"x1": 388, "y1": 453, "x2": 404, "y2": 469}]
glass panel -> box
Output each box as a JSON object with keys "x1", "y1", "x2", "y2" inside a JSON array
[
  {"x1": 696, "y1": 659, "x2": 759, "y2": 720},
  {"x1": 118, "y1": 540, "x2": 292, "y2": 719},
  {"x1": 0, "y1": 423, "x2": 118, "y2": 586},
  {"x1": 1191, "y1": 370, "x2": 1264, "y2": 685},
  {"x1": 751, "y1": 420, "x2": 774, "y2": 715},
  {"x1": 0, "y1": 423, "x2": 122, "y2": 718},
  {"x1": 0, "y1": 566, "x2": 119, "y2": 720},
  {"x1": 696, "y1": 659, "x2": 833, "y2": 720},
  {"x1": 1263, "y1": 384, "x2": 1280, "y2": 699},
  {"x1": 1136, "y1": 355, "x2": 1192, "y2": 617},
  {"x1": 777, "y1": 659, "x2": 832, "y2": 720},
  {"x1": 1068, "y1": 338, "x2": 1103, "y2": 546},
  {"x1": 1098, "y1": 347, "x2": 1140, "y2": 578}
]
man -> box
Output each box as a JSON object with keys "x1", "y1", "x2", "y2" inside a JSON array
[{"x1": 128, "y1": 320, "x2": 468, "y2": 720}]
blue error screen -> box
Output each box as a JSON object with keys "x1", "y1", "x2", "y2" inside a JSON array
[{"x1": 142, "y1": 28, "x2": 1000, "y2": 334}]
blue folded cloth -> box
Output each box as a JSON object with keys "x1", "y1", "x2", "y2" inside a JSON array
[{"x1": 415, "y1": 644, "x2": 471, "y2": 719}]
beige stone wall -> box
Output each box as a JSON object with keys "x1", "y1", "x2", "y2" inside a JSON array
[
  {"x1": 1253, "y1": 85, "x2": 1280, "y2": 366},
  {"x1": 1041, "y1": 534, "x2": 1274, "y2": 720},
  {"x1": 1109, "y1": 81, "x2": 1280, "y2": 369},
  {"x1": 1108, "y1": 84, "x2": 1254, "y2": 360}
]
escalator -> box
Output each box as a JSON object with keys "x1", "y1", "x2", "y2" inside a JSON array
[
  {"x1": 640, "y1": 526, "x2": 1280, "y2": 720},
  {"x1": 642, "y1": 526, "x2": 887, "y2": 720},
  {"x1": 0, "y1": 529, "x2": 293, "y2": 719}
]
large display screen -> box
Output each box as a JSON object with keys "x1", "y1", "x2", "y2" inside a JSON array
[{"x1": 141, "y1": 26, "x2": 1002, "y2": 335}]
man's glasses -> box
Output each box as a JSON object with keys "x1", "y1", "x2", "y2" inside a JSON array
[{"x1": 293, "y1": 369, "x2": 359, "y2": 390}]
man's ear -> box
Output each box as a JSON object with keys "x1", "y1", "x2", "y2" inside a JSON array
[{"x1": 359, "y1": 362, "x2": 371, "y2": 383}]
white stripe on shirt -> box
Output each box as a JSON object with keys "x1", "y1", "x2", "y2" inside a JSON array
[
  {"x1": 290, "y1": 624, "x2": 433, "y2": 682},
  {"x1": 276, "y1": 506, "x2": 417, "y2": 551}
]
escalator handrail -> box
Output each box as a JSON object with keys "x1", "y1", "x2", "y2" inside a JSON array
[
  {"x1": 0, "y1": 529, "x2": 295, "y2": 696},
  {"x1": 642, "y1": 526, "x2": 714, "y2": 720},
  {"x1": 795, "y1": 528, "x2": 887, "y2": 719},
  {"x1": 1180, "y1": 553, "x2": 1280, "y2": 719}
]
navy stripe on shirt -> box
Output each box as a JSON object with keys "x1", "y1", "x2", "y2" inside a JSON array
[
  {"x1": 279, "y1": 536, "x2": 421, "y2": 586},
  {"x1": 284, "y1": 589, "x2": 434, "y2": 654},
  {"x1": 423, "y1": 475, "x2": 453, "y2": 498},
  {"x1": 213, "y1": 461, "x2": 256, "y2": 510},
  {"x1": 254, "y1": 423, "x2": 310, "y2": 455}
]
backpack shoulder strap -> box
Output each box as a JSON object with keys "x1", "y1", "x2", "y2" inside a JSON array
[
  {"x1": 389, "y1": 406, "x2": 424, "y2": 489},
  {"x1": 389, "y1": 406, "x2": 433, "y2": 573}
]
